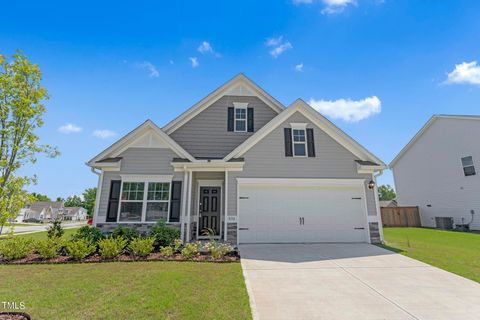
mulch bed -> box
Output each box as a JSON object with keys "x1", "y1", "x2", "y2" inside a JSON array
[
  {"x1": 0, "y1": 313, "x2": 31, "y2": 320},
  {"x1": 0, "y1": 252, "x2": 240, "y2": 265}
]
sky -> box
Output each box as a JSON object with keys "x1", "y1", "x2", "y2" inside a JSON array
[{"x1": 1, "y1": 0, "x2": 480, "y2": 199}]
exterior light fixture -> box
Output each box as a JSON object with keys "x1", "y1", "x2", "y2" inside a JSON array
[{"x1": 368, "y1": 180, "x2": 375, "y2": 189}]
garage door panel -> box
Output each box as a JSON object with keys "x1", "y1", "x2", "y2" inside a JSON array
[{"x1": 238, "y1": 182, "x2": 368, "y2": 244}]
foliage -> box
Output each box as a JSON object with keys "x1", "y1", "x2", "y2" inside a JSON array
[
  {"x1": 205, "y1": 241, "x2": 233, "y2": 259},
  {"x1": 35, "y1": 237, "x2": 64, "y2": 259},
  {"x1": 98, "y1": 237, "x2": 128, "y2": 259},
  {"x1": 173, "y1": 238, "x2": 183, "y2": 252},
  {"x1": 70, "y1": 226, "x2": 103, "y2": 244},
  {"x1": 128, "y1": 237, "x2": 155, "y2": 258},
  {"x1": 82, "y1": 187, "x2": 96, "y2": 217},
  {"x1": 46, "y1": 218, "x2": 64, "y2": 239},
  {"x1": 64, "y1": 195, "x2": 83, "y2": 207},
  {"x1": 181, "y1": 242, "x2": 201, "y2": 259},
  {"x1": 378, "y1": 184, "x2": 396, "y2": 201},
  {"x1": 112, "y1": 226, "x2": 139, "y2": 242},
  {"x1": 160, "y1": 246, "x2": 174, "y2": 256},
  {"x1": 30, "y1": 192, "x2": 50, "y2": 202},
  {"x1": 0, "y1": 237, "x2": 32, "y2": 260},
  {"x1": 0, "y1": 51, "x2": 59, "y2": 233},
  {"x1": 149, "y1": 220, "x2": 180, "y2": 247},
  {"x1": 66, "y1": 239, "x2": 96, "y2": 260},
  {"x1": 56, "y1": 197, "x2": 64, "y2": 202}
]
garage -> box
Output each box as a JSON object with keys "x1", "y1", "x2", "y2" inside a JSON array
[{"x1": 237, "y1": 178, "x2": 369, "y2": 243}]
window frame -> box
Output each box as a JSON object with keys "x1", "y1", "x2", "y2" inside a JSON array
[
  {"x1": 461, "y1": 156, "x2": 476, "y2": 177},
  {"x1": 117, "y1": 175, "x2": 173, "y2": 223},
  {"x1": 233, "y1": 102, "x2": 248, "y2": 133},
  {"x1": 290, "y1": 123, "x2": 308, "y2": 157}
]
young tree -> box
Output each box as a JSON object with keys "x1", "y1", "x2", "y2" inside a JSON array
[
  {"x1": 0, "y1": 51, "x2": 58, "y2": 233},
  {"x1": 82, "y1": 187, "x2": 97, "y2": 217},
  {"x1": 378, "y1": 184, "x2": 396, "y2": 201},
  {"x1": 64, "y1": 195, "x2": 83, "y2": 207}
]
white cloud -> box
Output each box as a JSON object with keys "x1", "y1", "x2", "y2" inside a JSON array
[
  {"x1": 292, "y1": 0, "x2": 314, "y2": 4},
  {"x1": 197, "y1": 41, "x2": 221, "y2": 58},
  {"x1": 266, "y1": 35, "x2": 293, "y2": 58},
  {"x1": 445, "y1": 61, "x2": 480, "y2": 86},
  {"x1": 58, "y1": 123, "x2": 82, "y2": 134},
  {"x1": 93, "y1": 129, "x2": 116, "y2": 139},
  {"x1": 321, "y1": 0, "x2": 357, "y2": 14},
  {"x1": 295, "y1": 63, "x2": 304, "y2": 72},
  {"x1": 189, "y1": 57, "x2": 199, "y2": 68},
  {"x1": 308, "y1": 96, "x2": 381, "y2": 122},
  {"x1": 265, "y1": 36, "x2": 284, "y2": 47},
  {"x1": 136, "y1": 61, "x2": 159, "y2": 78}
]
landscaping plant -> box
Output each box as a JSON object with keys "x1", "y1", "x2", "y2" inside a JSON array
[
  {"x1": 47, "y1": 218, "x2": 64, "y2": 239},
  {"x1": 71, "y1": 226, "x2": 103, "y2": 244},
  {"x1": 98, "y1": 237, "x2": 128, "y2": 259},
  {"x1": 205, "y1": 241, "x2": 233, "y2": 259},
  {"x1": 66, "y1": 239, "x2": 96, "y2": 260},
  {"x1": 173, "y1": 238, "x2": 183, "y2": 252},
  {"x1": 0, "y1": 237, "x2": 32, "y2": 260},
  {"x1": 112, "y1": 226, "x2": 139, "y2": 242},
  {"x1": 160, "y1": 246, "x2": 174, "y2": 256},
  {"x1": 36, "y1": 237, "x2": 64, "y2": 259},
  {"x1": 128, "y1": 237, "x2": 155, "y2": 258},
  {"x1": 149, "y1": 219, "x2": 180, "y2": 247},
  {"x1": 181, "y1": 242, "x2": 201, "y2": 258}
]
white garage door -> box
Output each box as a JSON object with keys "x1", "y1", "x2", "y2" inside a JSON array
[{"x1": 238, "y1": 179, "x2": 369, "y2": 243}]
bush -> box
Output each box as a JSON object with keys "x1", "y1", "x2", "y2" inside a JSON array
[
  {"x1": 66, "y1": 239, "x2": 96, "y2": 260},
  {"x1": 181, "y1": 242, "x2": 201, "y2": 259},
  {"x1": 149, "y1": 220, "x2": 180, "y2": 247},
  {"x1": 112, "y1": 226, "x2": 139, "y2": 242},
  {"x1": 173, "y1": 239, "x2": 183, "y2": 252},
  {"x1": 36, "y1": 237, "x2": 64, "y2": 259},
  {"x1": 160, "y1": 246, "x2": 174, "y2": 256},
  {"x1": 71, "y1": 226, "x2": 103, "y2": 244},
  {"x1": 205, "y1": 241, "x2": 233, "y2": 259},
  {"x1": 98, "y1": 237, "x2": 128, "y2": 259},
  {"x1": 128, "y1": 237, "x2": 154, "y2": 258},
  {"x1": 0, "y1": 237, "x2": 32, "y2": 260},
  {"x1": 47, "y1": 219, "x2": 64, "y2": 239}
]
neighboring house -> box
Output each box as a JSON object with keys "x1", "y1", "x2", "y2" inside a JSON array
[
  {"x1": 23, "y1": 201, "x2": 64, "y2": 222},
  {"x1": 379, "y1": 200, "x2": 397, "y2": 208},
  {"x1": 63, "y1": 207, "x2": 88, "y2": 221},
  {"x1": 390, "y1": 115, "x2": 480, "y2": 230},
  {"x1": 87, "y1": 74, "x2": 386, "y2": 244}
]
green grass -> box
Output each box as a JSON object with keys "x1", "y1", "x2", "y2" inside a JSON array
[
  {"x1": 0, "y1": 261, "x2": 251, "y2": 319},
  {"x1": 382, "y1": 227, "x2": 480, "y2": 282},
  {"x1": 1, "y1": 227, "x2": 81, "y2": 241}
]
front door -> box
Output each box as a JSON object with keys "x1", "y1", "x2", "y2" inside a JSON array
[{"x1": 199, "y1": 187, "x2": 221, "y2": 236}]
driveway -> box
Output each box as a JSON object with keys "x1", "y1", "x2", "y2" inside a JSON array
[{"x1": 240, "y1": 243, "x2": 480, "y2": 320}]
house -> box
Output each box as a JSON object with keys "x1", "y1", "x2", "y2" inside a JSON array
[
  {"x1": 87, "y1": 74, "x2": 386, "y2": 244},
  {"x1": 379, "y1": 199, "x2": 397, "y2": 208},
  {"x1": 23, "y1": 201, "x2": 64, "y2": 222},
  {"x1": 390, "y1": 115, "x2": 480, "y2": 230},
  {"x1": 63, "y1": 207, "x2": 88, "y2": 221}
]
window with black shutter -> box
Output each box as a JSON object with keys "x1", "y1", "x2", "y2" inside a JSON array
[
  {"x1": 106, "y1": 180, "x2": 121, "y2": 222},
  {"x1": 169, "y1": 181, "x2": 182, "y2": 222}
]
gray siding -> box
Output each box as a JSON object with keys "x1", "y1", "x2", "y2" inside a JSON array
[
  {"x1": 227, "y1": 111, "x2": 377, "y2": 218},
  {"x1": 170, "y1": 95, "x2": 278, "y2": 158}
]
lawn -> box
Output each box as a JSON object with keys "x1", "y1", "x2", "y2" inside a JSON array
[
  {"x1": 382, "y1": 227, "x2": 480, "y2": 282},
  {"x1": 0, "y1": 261, "x2": 251, "y2": 319}
]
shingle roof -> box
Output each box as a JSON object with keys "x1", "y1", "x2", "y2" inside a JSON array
[{"x1": 28, "y1": 201, "x2": 63, "y2": 213}]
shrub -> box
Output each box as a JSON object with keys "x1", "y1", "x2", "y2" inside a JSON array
[
  {"x1": 173, "y1": 239, "x2": 183, "y2": 252},
  {"x1": 36, "y1": 237, "x2": 64, "y2": 259},
  {"x1": 205, "y1": 241, "x2": 233, "y2": 259},
  {"x1": 112, "y1": 226, "x2": 139, "y2": 242},
  {"x1": 160, "y1": 246, "x2": 174, "y2": 256},
  {"x1": 181, "y1": 242, "x2": 201, "y2": 259},
  {"x1": 71, "y1": 226, "x2": 103, "y2": 244},
  {"x1": 47, "y1": 219, "x2": 64, "y2": 239},
  {"x1": 98, "y1": 237, "x2": 128, "y2": 259},
  {"x1": 128, "y1": 237, "x2": 155, "y2": 258},
  {"x1": 66, "y1": 239, "x2": 96, "y2": 260},
  {"x1": 149, "y1": 220, "x2": 180, "y2": 247},
  {"x1": 0, "y1": 237, "x2": 32, "y2": 260}
]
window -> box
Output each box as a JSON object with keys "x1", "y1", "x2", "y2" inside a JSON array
[
  {"x1": 461, "y1": 156, "x2": 476, "y2": 176},
  {"x1": 118, "y1": 181, "x2": 171, "y2": 222},
  {"x1": 292, "y1": 129, "x2": 307, "y2": 157},
  {"x1": 234, "y1": 106, "x2": 247, "y2": 132}
]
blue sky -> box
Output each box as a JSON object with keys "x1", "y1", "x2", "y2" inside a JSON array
[{"x1": 1, "y1": 0, "x2": 480, "y2": 198}]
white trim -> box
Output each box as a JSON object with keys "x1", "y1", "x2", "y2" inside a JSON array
[
  {"x1": 186, "y1": 170, "x2": 193, "y2": 242},
  {"x1": 180, "y1": 169, "x2": 188, "y2": 242},
  {"x1": 120, "y1": 174, "x2": 173, "y2": 182},
  {"x1": 171, "y1": 161, "x2": 244, "y2": 172},
  {"x1": 234, "y1": 103, "x2": 248, "y2": 133},
  {"x1": 224, "y1": 99, "x2": 386, "y2": 168},
  {"x1": 292, "y1": 128, "x2": 307, "y2": 157},
  {"x1": 290, "y1": 122, "x2": 307, "y2": 129},
  {"x1": 361, "y1": 183, "x2": 372, "y2": 243},
  {"x1": 373, "y1": 172, "x2": 385, "y2": 242},
  {"x1": 224, "y1": 171, "x2": 229, "y2": 241},
  {"x1": 162, "y1": 74, "x2": 284, "y2": 134},
  {"x1": 236, "y1": 178, "x2": 366, "y2": 186},
  {"x1": 92, "y1": 170, "x2": 104, "y2": 227},
  {"x1": 196, "y1": 180, "x2": 223, "y2": 239}
]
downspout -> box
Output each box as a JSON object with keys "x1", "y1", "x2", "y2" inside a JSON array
[
  {"x1": 373, "y1": 169, "x2": 384, "y2": 242},
  {"x1": 90, "y1": 166, "x2": 103, "y2": 227}
]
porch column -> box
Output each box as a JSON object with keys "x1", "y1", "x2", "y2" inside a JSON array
[
  {"x1": 186, "y1": 170, "x2": 193, "y2": 242},
  {"x1": 180, "y1": 169, "x2": 188, "y2": 242},
  {"x1": 224, "y1": 170, "x2": 228, "y2": 241}
]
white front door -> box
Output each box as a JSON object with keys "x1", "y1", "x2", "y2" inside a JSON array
[{"x1": 238, "y1": 179, "x2": 369, "y2": 243}]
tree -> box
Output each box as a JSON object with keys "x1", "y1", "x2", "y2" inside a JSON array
[
  {"x1": 30, "y1": 192, "x2": 51, "y2": 202},
  {"x1": 56, "y1": 197, "x2": 65, "y2": 202},
  {"x1": 378, "y1": 184, "x2": 396, "y2": 201},
  {"x1": 82, "y1": 187, "x2": 97, "y2": 217},
  {"x1": 64, "y1": 195, "x2": 83, "y2": 207},
  {"x1": 0, "y1": 51, "x2": 58, "y2": 233}
]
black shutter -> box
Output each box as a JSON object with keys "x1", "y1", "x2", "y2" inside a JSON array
[
  {"x1": 306, "y1": 128, "x2": 315, "y2": 157},
  {"x1": 247, "y1": 107, "x2": 254, "y2": 132},
  {"x1": 169, "y1": 181, "x2": 182, "y2": 222},
  {"x1": 284, "y1": 128, "x2": 293, "y2": 157},
  {"x1": 227, "y1": 107, "x2": 234, "y2": 132},
  {"x1": 106, "y1": 180, "x2": 121, "y2": 222}
]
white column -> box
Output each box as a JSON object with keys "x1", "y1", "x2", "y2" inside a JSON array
[
  {"x1": 186, "y1": 170, "x2": 193, "y2": 242},
  {"x1": 180, "y1": 169, "x2": 188, "y2": 242},
  {"x1": 224, "y1": 170, "x2": 229, "y2": 241},
  {"x1": 92, "y1": 169, "x2": 104, "y2": 226},
  {"x1": 373, "y1": 173, "x2": 385, "y2": 242}
]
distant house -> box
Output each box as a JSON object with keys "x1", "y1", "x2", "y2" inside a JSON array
[
  {"x1": 22, "y1": 201, "x2": 64, "y2": 222},
  {"x1": 63, "y1": 207, "x2": 88, "y2": 221},
  {"x1": 379, "y1": 200, "x2": 397, "y2": 208}
]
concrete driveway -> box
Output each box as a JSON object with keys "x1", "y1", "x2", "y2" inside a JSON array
[{"x1": 240, "y1": 243, "x2": 480, "y2": 320}]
